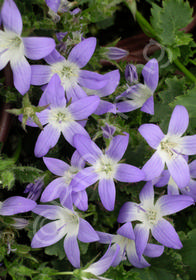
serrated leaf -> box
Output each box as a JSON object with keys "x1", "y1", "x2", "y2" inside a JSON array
[
  {"x1": 44, "y1": 239, "x2": 66, "y2": 260},
  {"x1": 1, "y1": 170, "x2": 15, "y2": 190},
  {"x1": 170, "y1": 86, "x2": 196, "y2": 118}
]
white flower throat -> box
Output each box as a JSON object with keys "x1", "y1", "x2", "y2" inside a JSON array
[
  {"x1": 48, "y1": 107, "x2": 74, "y2": 130},
  {"x1": 157, "y1": 135, "x2": 180, "y2": 161},
  {"x1": 127, "y1": 84, "x2": 152, "y2": 108},
  {"x1": 51, "y1": 60, "x2": 80, "y2": 91},
  {"x1": 94, "y1": 155, "x2": 117, "y2": 179},
  {"x1": 0, "y1": 30, "x2": 24, "y2": 60}
]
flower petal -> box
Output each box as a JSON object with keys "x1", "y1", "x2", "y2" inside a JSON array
[
  {"x1": 143, "y1": 244, "x2": 164, "y2": 258},
  {"x1": 71, "y1": 167, "x2": 99, "y2": 191},
  {"x1": 73, "y1": 134, "x2": 102, "y2": 164},
  {"x1": 156, "y1": 194, "x2": 194, "y2": 216},
  {"x1": 60, "y1": 187, "x2": 73, "y2": 210},
  {"x1": 126, "y1": 242, "x2": 150, "y2": 268},
  {"x1": 138, "y1": 124, "x2": 164, "y2": 149},
  {"x1": 151, "y1": 218, "x2": 182, "y2": 249},
  {"x1": 117, "y1": 202, "x2": 141, "y2": 223},
  {"x1": 141, "y1": 96, "x2": 154, "y2": 115},
  {"x1": 1, "y1": 0, "x2": 23, "y2": 34},
  {"x1": 23, "y1": 37, "x2": 55, "y2": 60},
  {"x1": 79, "y1": 70, "x2": 108, "y2": 89},
  {"x1": 168, "y1": 105, "x2": 189, "y2": 136},
  {"x1": 134, "y1": 224, "x2": 149, "y2": 259},
  {"x1": 142, "y1": 58, "x2": 159, "y2": 92},
  {"x1": 44, "y1": 49, "x2": 64, "y2": 64},
  {"x1": 69, "y1": 96, "x2": 100, "y2": 120},
  {"x1": 93, "y1": 100, "x2": 116, "y2": 115},
  {"x1": 0, "y1": 196, "x2": 36, "y2": 216},
  {"x1": 114, "y1": 163, "x2": 144, "y2": 183},
  {"x1": 96, "y1": 69, "x2": 120, "y2": 97},
  {"x1": 105, "y1": 133, "x2": 129, "y2": 161},
  {"x1": 154, "y1": 170, "x2": 170, "y2": 187},
  {"x1": 45, "y1": 0, "x2": 60, "y2": 12},
  {"x1": 178, "y1": 135, "x2": 196, "y2": 155},
  {"x1": 43, "y1": 157, "x2": 69, "y2": 176},
  {"x1": 62, "y1": 122, "x2": 89, "y2": 146},
  {"x1": 64, "y1": 235, "x2": 80, "y2": 268},
  {"x1": 72, "y1": 190, "x2": 88, "y2": 211},
  {"x1": 116, "y1": 100, "x2": 140, "y2": 113},
  {"x1": 68, "y1": 37, "x2": 96, "y2": 68},
  {"x1": 32, "y1": 204, "x2": 64, "y2": 220},
  {"x1": 66, "y1": 84, "x2": 87, "y2": 102},
  {"x1": 166, "y1": 155, "x2": 190, "y2": 189},
  {"x1": 11, "y1": 57, "x2": 31, "y2": 95},
  {"x1": 31, "y1": 65, "x2": 51, "y2": 86},
  {"x1": 39, "y1": 74, "x2": 66, "y2": 107},
  {"x1": 142, "y1": 151, "x2": 165, "y2": 181},
  {"x1": 98, "y1": 178, "x2": 116, "y2": 211},
  {"x1": 78, "y1": 218, "x2": 99, "y2": 243},
  {"x1": 96, "y1": 231, "x2": 113, "y2": 244},
  {"x1": 117, "y1": 222, "x2": 135, "y2": 240},
  {"x1": 40, "y1": 178, "x2": 66, "y2": 202},
  {"x1": 31, "y1": 220, "x2": 66, "y2": 248},
  {"x1": 0, "y1": 49, "x2": 10, "y2": 70},
  {"x1": 34, "y1": 124, "x2": 60, "y2": 158},
  {"x1": 139, "y1": 182, "x2": 154, "y2": 205},
  {"x1": 189, "y1": 160, "x2": 196, "y2": 178},
  {"x1": 71, "y1": 150, "x2": 85, "y2": 169}
]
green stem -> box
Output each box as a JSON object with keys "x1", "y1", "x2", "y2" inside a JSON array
[
  {"x1": 49, "y1": 271, "x2": 73, "y2": 276},
  {"x1": 135, "y1": 11, "x2": 157, "y2": 38},
  {"x1": 174, "y1": 58, "x2": 196, "y2": 84}
]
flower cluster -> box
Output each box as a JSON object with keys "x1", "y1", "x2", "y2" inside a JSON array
[{"x1": 1, "y1": 0, "x2": 196, "y2": 279}]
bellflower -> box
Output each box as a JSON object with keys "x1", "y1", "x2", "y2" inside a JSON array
[
  {"x1": 0, "y1": 0, "x2": 55, "y2": 95},
  {"x1": 101, "y1": 123, "x2": 116, "y2": 139},
  {"x1": 155, "y1": 160, "x2": 196, "y2": 201},
  {"x1": 31, "y1": 38, "x2": 108, "y2": 102},
  {"x1": 31, "y1": 204, "x2": 99, "y2": 268},
  {"x1": 125, "y1": 64, "x2": 138, "y2": 84},
  {"x1": 118, "y1": 182, "x2": 194, "y2": 259},
  {"x1": 97, "y1": 222, "x2": 164, "y2": 268},
  {"x1": 41, "y1": 151, "x2": 88, "y2": 211},
  {"x1": 105, "y1": 47, "x2": 129, "y2": 60},
  {"x1": 116, "y1": 59, "x2": 158, "y2": 114},
  {"x1": 0, "y1": 196, "x2": 36, "y2": 216},
  {"x1": 71, "y1": 133, "x2": 145, "y2": 211},
  {"x1": 27, "y1": 74, "x2": 100, "y2": 157},
  {"x1": 139, "y1": 105, "x2": 196, "y2": 188}
]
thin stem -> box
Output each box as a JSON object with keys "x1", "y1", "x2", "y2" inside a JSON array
[
  {"x1": 174, "y1": 58, "x2": 196, "y2": 83},
  {"x1": 49, "y1": 271, "x2": 73, "y2": 276}
]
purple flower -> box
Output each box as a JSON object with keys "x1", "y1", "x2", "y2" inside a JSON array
[
  {"x1": 155, "y1": 160, "x2": 196, "y2": 201},
  {"x1": 12, "y1": 218, "x2": 29, "y2": 229},
  {"x1": 41, "y1": 151, "x2": 88, "y2": 211},
  {"x1": 105, "y1": 47, "x2": 129, "y2": 60},
  {"x1": 24, "y1": 177, "x2": 44, "y2": 201},
  {"x1": 139, "y1": 105, "x2": 196, "y2": 188},
  {"x1": 28, "y1": 74, "x2": 100, "y2": 157},
  {"x1": 116, "y1": 59, "x2": 158, "y2": 115},
  {"x1": 31, "y1": 204, "x2": 99, "y2": 268},
  {"x1": 31, "y1": 38, "x2": 108, "y2": 102},
  {"x1": 71, "y1": 133, "x2": 145, "y2": 211},
  {"x1": 118, "y1": 182, "x2": 194, "y2": 258},
  {"x1": 101, "y1": 123, "x2": 116, "y2": 139},
  {"x1": 125, "y1": 64, "x2": 138, "y2": 84},
  {"x1": 0, "y1": 196, "x2": 36, "y2": 216},
  {"x1": 97, "y1": 222, "x2": 164, "y2": 268},
  {"x1": 0, "y1": 0, "x2": 55, "y2": 95}
]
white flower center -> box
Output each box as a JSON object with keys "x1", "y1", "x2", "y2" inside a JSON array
[
  {"x1": 93, "y1": 155, "x2": 117, "y2": 179},
  {"x1": 127, "y1": 84, "x2": 152, "y2": 108},
  {"x1": 113, "y1": 234, "x2": 134, "y2": 248},
  {"x1": 59, "y1": 207, "x2": 80, "y2": 235},
  {"x1": 51, "y1": 60, "x2": 80, "y2": 91},
  {"x1": 0, "y1": 30, "x2": 24, "y2": 62},
  {"x1": 157, "y1": 135, "x2": 180, "y2": 161},
  {"x1": 48, "y1": 107, "x2": 74, "y2": 130},
  {"x1": 139, "y1": 203, "x2": 161, "y2": 229},
  {"x1": 63, "y1": 166, "x2": 79, "y2": 185}
]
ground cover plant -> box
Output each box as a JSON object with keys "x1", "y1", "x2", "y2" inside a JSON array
[{"x1": 1, "y1": 0, "x2": 196, "y2": 279}]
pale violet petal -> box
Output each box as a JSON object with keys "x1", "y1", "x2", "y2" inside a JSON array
[{"x1": 167, "y1": 105, "x2": 189, "y2": 136}]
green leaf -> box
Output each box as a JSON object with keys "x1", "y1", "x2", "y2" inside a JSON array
[
  {"x1": 44, "y1": 239, "x2": 66, "y2": 260},
  {"x1": 1, "y1": 170, "x2": 15, "y2": 190},
  {"x1": 12, "y1": 166, "x2": 43, "y2": 183},
  {"x1": 180, "y1": 229, "x2": 196, "y2": 280},
  {"x1": 170, "y1": 86, "x2": 196, "y2": 118}
]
